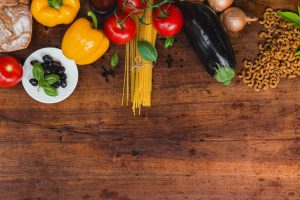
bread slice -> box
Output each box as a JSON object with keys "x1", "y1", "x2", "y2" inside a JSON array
[{"x1": 0, "y1": 3, "x2": 32, "y2": 52}]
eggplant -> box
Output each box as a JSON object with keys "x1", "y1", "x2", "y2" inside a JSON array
[{"x1": 177, "y1": 2, "x2": 236, "y2": 85}]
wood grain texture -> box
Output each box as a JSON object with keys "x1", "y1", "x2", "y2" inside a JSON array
[{"x1": 0, "y1": 0, "x2": 299, "y2": 199}]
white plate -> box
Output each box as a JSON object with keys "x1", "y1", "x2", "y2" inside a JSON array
[{"x1": 22, "y1": 47, "x2": 78, "y2": 104}]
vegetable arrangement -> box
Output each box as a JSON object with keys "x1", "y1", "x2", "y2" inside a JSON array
[{"x1": 4, "y1": 0, "x2": 299, "y2": 113}]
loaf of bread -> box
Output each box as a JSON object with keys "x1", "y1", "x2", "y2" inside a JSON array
[{"x1": 0, "y1": 1, "x2": 32, "y2": 52}]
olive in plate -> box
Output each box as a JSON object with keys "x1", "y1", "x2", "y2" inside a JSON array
[
  {"x1": 51, "y1": 82, "x2": 60, "y2": 89},
  {"x1": 42, "y1": 55, "x2": 53, "y2": 63},
  {"x1": 52, "y1": 61, "x2": 61, "y2": 68},
  {"x1": 29, "y1": 78, "x2": 38, "y2": 86},
  {"x1": 44, "y1": 67, "x2": 52, "y2": 75},
  {"x1": 60, "y1": 79, "x2": 67, "y2": 88},
  {"x1": 56, "y1": 67, "x2": 65, "y2": 75},
  {"x1": 42, "y1": 61, "x2": 52, "y2": 68},
  {"x1": 60, "y1": 73, "x2": 67, "y2": 80},
  {"x1": 30, "y1": 60, "x2": 40, "y2": 66}
]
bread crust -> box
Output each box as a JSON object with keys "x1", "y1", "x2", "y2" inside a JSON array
[{"x1": 0, "y1": 3, "x2": 32, "y2": 52}]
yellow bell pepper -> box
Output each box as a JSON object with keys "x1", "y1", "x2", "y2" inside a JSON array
[
  {"x1": 31, "y1": 0, "x2": 80, "y2": 27},
  {"x1": 62, "y1": 11, "x2": 110, "y2": 65}
]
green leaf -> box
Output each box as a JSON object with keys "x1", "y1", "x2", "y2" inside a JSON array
[
  {"x1": 278, "y1": 11, "x2": 300, "y2": 27},
  {"x1": 164, "y1": 37, "x2": 174, "y2": 49},
  {"x1": 298, "y1": 6, "x2": 300, "y2": 16},
  {"x1": 137, "y1": 40, "x2": 158, "y2": 62},
  {"x1": 45, "y1": 74, "x2": 60, "y2": 85},
  {"x1": 32, "y1": 63, "x2": 44, "y2": 81},
  {"x1": 43, "y1": 86, "x2": 58, "y2": 97},
  {"x1": 111, "y1": 53, "x2": 119, "y2": 69},
  {"x1": 38, "y1": 78, "x2": 49, "y2": 87},
  {"x1": 295, "y1": 50, "x2": 300, "y2": 56}
]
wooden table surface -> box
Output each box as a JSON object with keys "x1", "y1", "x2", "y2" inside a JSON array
[{"x1": 0, "y1": 0, "x2": 299, "y2": 199}]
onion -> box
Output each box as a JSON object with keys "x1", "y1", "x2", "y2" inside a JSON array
[
  {"x1": 208, "y1": 0, "x2": 233, "y2": 12},
  {"x1": 220, "y1": 7, "x2": 258, "y2": 33}
]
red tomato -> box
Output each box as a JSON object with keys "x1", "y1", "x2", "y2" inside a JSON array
[
  {"x1": 153, "y1": 4, "x2": 183, "y2": 37},
  {"x1": 0, "y1": 56, "x2": 23, "y2": 88},
  {"x1": 104, "y1": 12, "x2": 136, "y2": 45},
  {"x1": 118, "y1": 0, "x2": 147, "y2": 15}
]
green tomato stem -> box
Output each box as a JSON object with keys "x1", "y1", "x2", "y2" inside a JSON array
[{"x1": 118, "y1": 0, "x2": 170, "y2": 26}]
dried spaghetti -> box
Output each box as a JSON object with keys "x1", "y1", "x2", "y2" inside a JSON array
[{"x1": 123, "y1": 1, "x2": 157, "y2": 114}]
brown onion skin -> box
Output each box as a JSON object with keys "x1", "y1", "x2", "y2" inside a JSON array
[
  {"x1": 208, "y1": 0, "x2": 233, "y2": 12},
  {"x1": 221, "y1": 7, "x2": 251, "y2": 33}
]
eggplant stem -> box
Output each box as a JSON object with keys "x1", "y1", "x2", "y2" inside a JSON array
[{"x1": 214, "y1": 64, "x2": 235, "y2": 86}]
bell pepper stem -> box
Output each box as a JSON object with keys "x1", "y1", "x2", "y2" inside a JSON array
[
  {"x1": 48, "y1": 0, "x2": 63, "y2": 9},
  {"x1": 87, "y1": 10, "x2": 98, "y2": 29}
]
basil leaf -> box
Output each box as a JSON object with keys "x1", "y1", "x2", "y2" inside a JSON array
[
  {"x1": 137, "y1": 40, "x2": 158, "y2": 62},
  {"x1": 164, "y1": 37, "x2": 174, "y2": 49},
  {"x1": 295, "y1": 51, "x2": 300, "y2": 56},
  {"x1": 278, "y1": 11, "x2": 300, "y2": 27},
  {"x1": 33, "y1": 63, "x2": 44, "y2": 81},
  {"x1": 43, "y1": 86, "x2": 58, "y2": 96},
  {"x1": 38, "y1": 78, "x2": 49, "y2": 87},
  {"x1": 45, "y1": 74, "x2": 60, "y2": 84},
  {"x1": 111, "y1": 53, "x2": 119, "y2": 69}
]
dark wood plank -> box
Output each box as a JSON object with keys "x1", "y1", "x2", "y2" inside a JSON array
[{"x1": 0, "y1": 0, "x2": 299, "y2": 199}]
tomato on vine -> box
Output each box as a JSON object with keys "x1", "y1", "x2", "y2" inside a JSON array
[
  {"x1": 153, "y1": 4, "x2": 183, "y2": 47},
  {"x1": 118, "y1": 0, "x2": 147, "y2": 15},
  {"x1": 104, "y1": 12, "x2": 136, "y2": 45}
]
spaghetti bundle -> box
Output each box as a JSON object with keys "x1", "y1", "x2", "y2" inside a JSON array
[{"x1": 123, "y1": 1, "x2": 157, "y2": 115}]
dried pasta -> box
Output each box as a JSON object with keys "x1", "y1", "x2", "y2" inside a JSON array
[
  {"x1": 239, "y1": 8, "x2": 300, "y2": 91},
  {"x1": 123, "y1": 0, "x2": 157, "y2": 114}
]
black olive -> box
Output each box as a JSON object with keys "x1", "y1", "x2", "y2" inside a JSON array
[
  {"x1": 29, "y1": 78, "x2": 38, "y2": 86},
  {"x1": 42, "y1": 61, "x2": 52, "y2": 68},
  {"x1": 60, "y1": 79, "x2": 67, "y2": 88},
  {"x1": 44, "y1": 67, "x2": 51, "y2": 75},
  {"x1": 52, "y1": 61, "x2": 61, "y2": 68},
  {"x1": 51, "y1": 82, "x2": 60, "y2": 89},
  {"x1": 51, "y1": 66, "x2": 59, "y2": 74},
  {"x1": 42, "y1": 55, "x2": 53, "y2": 62},
  {"x1": 56, "y1": 67, "x2": 65, "y2": 75},
  {"x1": 60, "y1": 73, "x2": 67, "y2": 80},
  {"x1": 30, "y1": 60, "x2": 40, "y2": 66}
]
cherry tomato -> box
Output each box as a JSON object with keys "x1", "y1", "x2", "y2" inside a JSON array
[
  {"x1": 118, "y1": 0, "x2": 147, "y2": 15},
  {"x1": 153, "y1": 4, "x2": 183, "y2": 37},
  {"x1": 0, "y1": 56, "x2": 23, "y2": 88},
  {"x1": 104, "y1": 12, "x2": 136, "y2": 45}
]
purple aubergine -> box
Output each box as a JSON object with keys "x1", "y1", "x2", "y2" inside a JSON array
[{"x1": 177, "y1": 2, "x2": 236, "y2": 85}]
